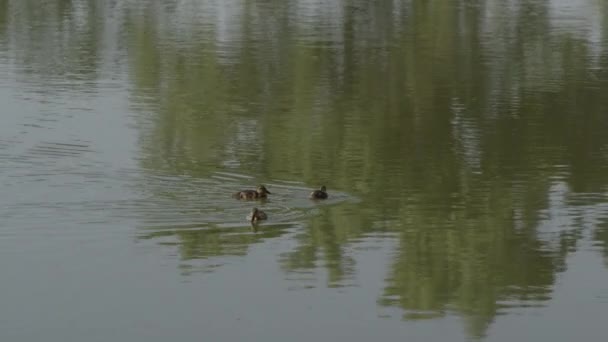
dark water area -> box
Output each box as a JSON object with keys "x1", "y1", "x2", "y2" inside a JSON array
[{"x1": 1, "y1": 1, "x2": 608, "y2": 341}]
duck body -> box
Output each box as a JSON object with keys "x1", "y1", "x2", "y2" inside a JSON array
[
  {"x1": 247, "y1": 207, "x2": 267, "y2": 222},
  {"x1": 233, "y1": 185, "x2": 271, "y2": 199},
  {"x1": 309, "y1": 185, "x2": 328, "y2": 199}
]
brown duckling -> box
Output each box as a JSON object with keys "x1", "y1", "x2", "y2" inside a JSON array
[
  {"x1": 309, "y1": 185, "x2": 328, "y2": 199},
  {"x1": 233, "y1": 185, "x2": 271, "y2": 199},
  {"x1": 247, "y1": 207, "x2": 267, "y2": 223}
]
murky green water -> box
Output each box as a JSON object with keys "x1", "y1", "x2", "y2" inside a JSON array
[{"x1": 2, "y1": 0, "x2": 608, "y2": 341}]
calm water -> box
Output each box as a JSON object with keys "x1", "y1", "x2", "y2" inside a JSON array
[{"x1": 2, "y1": 0, "x2": 608, "y2": 341}]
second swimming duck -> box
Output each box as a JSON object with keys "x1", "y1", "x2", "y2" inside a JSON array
[
  {"x1": 309, "y1": 185, "x2": 328, "y2": 199},
  {"x1": 247, "y1": 207, "x2": 267, "y2": 223},
  {"x1": 233, "y1": 185, "x2": 271, "y2": 199}
]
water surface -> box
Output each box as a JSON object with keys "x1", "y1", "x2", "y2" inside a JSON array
[{"x1": 1, "y1": 1, "x2": 608, "y2": 341}]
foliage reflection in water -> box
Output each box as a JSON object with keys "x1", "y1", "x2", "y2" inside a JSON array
[{"x1": 124, "y1": 0, "x2": 608, "y2": 337}]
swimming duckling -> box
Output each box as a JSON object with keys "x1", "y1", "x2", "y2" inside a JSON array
[
  {"x1": 233, "y1": 185, "x2": 271, "y2": 199},
  {"x1": 309, "y1": 185, "x2": 328, "y2": 199},
  {"x1": 247, "y1": 207, "x2": 267, "y2": 223}
]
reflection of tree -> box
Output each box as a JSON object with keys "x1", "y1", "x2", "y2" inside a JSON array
[
  {"x1": 0, "y1": 0, "x2": 7, "y2": 39},
  {"x1": 120, "y1": 0, "x2": 608, "y2": 337},
  {"x1": 595, "y1": 219, "x2": 608, "y2": 267},
  {"x1": 280, "y1": 204, "x2": 374, "y2": 287},
  {"x1": 379, "y1": 175, "x2": 566, "y2": 339},
  {"x1": 3, "y1": 0, "x2": 103, "y2": 84},
  {"x1": 139, "y1": 224, "x2": 288, "y2": 267}
]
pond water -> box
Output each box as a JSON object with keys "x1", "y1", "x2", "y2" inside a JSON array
[{"x1": 1, "y1": 1, "x2": 608, "y2": 341}]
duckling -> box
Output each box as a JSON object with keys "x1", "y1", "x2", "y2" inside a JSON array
[
  {"x1": 309, "y1": 185, "x2": 328, "y2": 199},
  {"x1": 247, "y1": 207, "x2": 267, "y2": 223},
  {"x1": 233, "y1": 185, "x2": 271, "y2": 199}
]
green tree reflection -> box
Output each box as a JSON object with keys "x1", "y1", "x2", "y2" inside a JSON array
[{"x1": 119, "y1": 1, "x2": 608, "y2": 338}]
